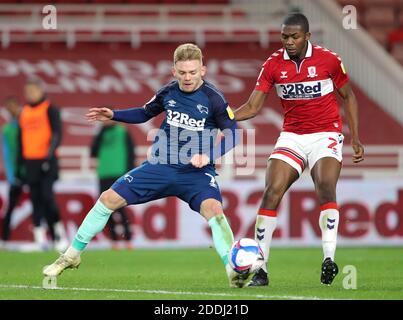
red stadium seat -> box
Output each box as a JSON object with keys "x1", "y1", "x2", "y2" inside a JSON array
[
  {"x1": 32, "y1": 30, "x2": 65, "y2": 37},
  {"x1": 368, "y1": 26, "x2": 396, "y2": 46},
  {"x1": 391, "y1": 42, "x2": 403, "y2": 64},
  {"x1": 0, "y1": 10, "x2": 32, "y2": 17},
  {"x1": 53, "y1": 0, "x2": 91, "y2": 3},
  {"x1": 90, "y1": 0, "x2": 126, "y2": 3},
  {"x1": 388, "y1": 28, "x2": 403, "y2": 48},
  {"x1": 139, "y1": 30, "x2": 160, "y2": 40},
  {"x1": 9, "y1": 30, "x2": 32, "y2": 40},
  {"x1": 99, "y1": 30, "x2": 131, "y2": 42},
  {"x1": 167, "y1": 30, "x2": 195, "y2": 40},
  {"x1": 360, "y1": 0, "x2": 398, "y2": 7},
  {"x1": 364, "y1": 7, "x2": 396, "y2": 27},
  {"x1": 336, "y1": 0, "x2": 362, "y2": 6},
  {"x1": 101, "y1": 30, "x2": 130, "y2": 36},
  {"x1": 103, "y1": 10, "x2": 159, "y2": 17},
  {"x1": 204, "y1": 30, "x2": 226, "y2": 36},
  {"x1": 168, "y1": 10, "x2": 223, "y2": 17},
  {"x1": 160, "y1": 0, "x2": 195, "y2": 3},
  {"x1": 203, "y1": 30, "x2": 227, "y2": 41},
  {"x1": 74, "y1": 30, "x2": 94, "y2": 40},
  {"x1": 194, "y1": 0, "x2": 228, "y2": 3},
  {"x1": 9, "y1": 0, "x2": 53, "y2": 3},
  {"x1": 123, "y1": 0, "x2": 160, "y2": 3},
  {"x1": 231, "y1": 10, "x2": 247, "y2": 18},
  {"x1": 398, "y1": 10, "x2": 403, "y2": 27},
  {"x1": 233, "y1": 30, "x2": 260, "y2": 41},
  {"x1": 57, "y1": 11, "x2": 97, "y2": 17}
]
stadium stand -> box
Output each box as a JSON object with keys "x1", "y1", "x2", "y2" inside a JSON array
[{"x1": 336, "y1": 0, "x2": 403, "y2": 65}]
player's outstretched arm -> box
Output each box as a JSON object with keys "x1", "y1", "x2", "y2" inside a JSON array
[
  {"x1": 87, "y1": 107, "x2": 152, "y2": 124},
  {"x1": 86, "y1": 107, "x2": 113, "y2": 122},
  {"x1": 234, "y1": 90, "x2": 267, "y2": 121},
  {"x1": 338, "y1": 82, "x2": 364, "y2": 163}
]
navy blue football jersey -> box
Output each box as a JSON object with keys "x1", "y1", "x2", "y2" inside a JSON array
[{"x1": 143, "y1": 80, "x2": 236, "y2": 167}]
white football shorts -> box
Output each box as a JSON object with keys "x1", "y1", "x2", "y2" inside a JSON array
[{"x1": 269, "y1": 131, "x2": 344, "y2": 175}]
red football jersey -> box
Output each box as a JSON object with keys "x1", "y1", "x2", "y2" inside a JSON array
[{"x1": 255, "y1": 41, "x2": 349, "y2": 134}]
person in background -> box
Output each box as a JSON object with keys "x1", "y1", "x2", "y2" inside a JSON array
[
  {"x1": 1, "y1": 96, "x2": 25, "y2": 246},
  {"x1": 18, "y1": 78, "x2": 68, "y2": 251},
  {"x1": 90, "y1": 118, "x2": 134, "y2": 249}
]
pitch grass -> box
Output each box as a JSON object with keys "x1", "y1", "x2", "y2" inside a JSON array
[{"x1": 0, "y1": 247, "x2": 402, "y2": 300}]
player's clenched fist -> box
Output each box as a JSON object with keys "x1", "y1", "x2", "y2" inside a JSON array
[
  {"x1": 352, "y1": 140, "x2": 364, "y2": 163},
  {"x1": 190, "y1": 154, "x2": 210, "y2": 168},
  {"x1": 86, "y1": 107, "x2": 114, "y2": 122}
]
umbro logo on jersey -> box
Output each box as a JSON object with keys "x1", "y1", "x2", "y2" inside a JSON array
[
  {"x1": 280, "y1": 71, "x2": 288, "y2": 79},
  {"x1": 197, "y1": 104, "x2": 208, "y2": 114},
  {"x1": 168, "y1": 100, "x2": 177, "y2": 107}
]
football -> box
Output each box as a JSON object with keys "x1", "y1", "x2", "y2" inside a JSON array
[{"x1": 229, "y1": 238, "x2": 264, "y2": 274}]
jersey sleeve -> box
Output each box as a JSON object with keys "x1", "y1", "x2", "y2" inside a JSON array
[
  {"x1": 210, "y1": 93, "x2": 239, "y2": 160},
  {"x1": 211, "y1": 94, "x2": 237, "y2": 131},
  {"x1": 47, "y1": 105, "x2": 62, "y2": 158},
  {"x1": 328, "y1": 54, "x2": 349, "y2": 89},
  {"x1": 255, "y1": 59, "x2": 274, "y2": 93},
  {"x1": 143, "y1": 87, "x2": 167, "y2": 117}
]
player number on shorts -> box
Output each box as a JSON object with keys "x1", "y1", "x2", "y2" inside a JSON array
[{"x1": 327, "y1": 137, "x2": 337, "y2": 150}]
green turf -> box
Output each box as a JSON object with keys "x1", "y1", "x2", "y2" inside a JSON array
[{"x1": 0, "y1": 247, "x2": 402, "y2": 300}]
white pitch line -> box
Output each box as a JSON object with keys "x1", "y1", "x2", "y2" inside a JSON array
[{"x1": 0, "y1": 284, "x2": 332, "y2": 300}]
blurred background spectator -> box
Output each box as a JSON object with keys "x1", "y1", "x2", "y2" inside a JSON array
[{"x1": 90, "y1": 117, "x2": 135, "y2": 249}]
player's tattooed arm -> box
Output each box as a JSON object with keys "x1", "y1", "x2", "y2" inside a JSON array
[{"x1": 234, "y1": 90, "x2": 267, "y2": 121}]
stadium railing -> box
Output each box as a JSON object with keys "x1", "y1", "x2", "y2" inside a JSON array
[{"x1": 0, "y1": 3, "x2": 287, "y2": 48}]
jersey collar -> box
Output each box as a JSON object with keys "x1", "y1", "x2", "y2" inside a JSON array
[{"x1": 283, "y1": 41, "x2": 313, "y2": 60}]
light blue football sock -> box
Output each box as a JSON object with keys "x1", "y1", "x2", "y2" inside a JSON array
[
  {"x1": 208, "y1": 214, "x2": 234, "y2": 266},
  {"x1": 72, "y1": 200, "x2": 113, "y2": 251}
]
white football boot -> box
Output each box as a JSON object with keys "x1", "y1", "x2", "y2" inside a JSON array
[
  {"x1": 54, "y1": 238, "x2": 69, "y2": 253},
  {"x1": 43, "y1": 254, "x2": 81, "y2": 277}
]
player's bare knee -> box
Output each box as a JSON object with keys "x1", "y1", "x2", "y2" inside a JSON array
[
  {"x1": 315, "y1": 181, "x2": 336, "y2": 200},
  {"x1": 200, "y1": 199, "x2": 223, "y2": 220},
  {"x1": 99, "y1": 189, "x2": 126, "y2": 211}
]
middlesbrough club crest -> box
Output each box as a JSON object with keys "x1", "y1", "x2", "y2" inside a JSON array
[{"x1": 307, "y1": 66, "x2": 317, "y2": 78}]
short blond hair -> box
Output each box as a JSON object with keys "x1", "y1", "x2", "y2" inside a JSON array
[{"x1": 173, "y1": 43, "x2": 203, "y2": 64}]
